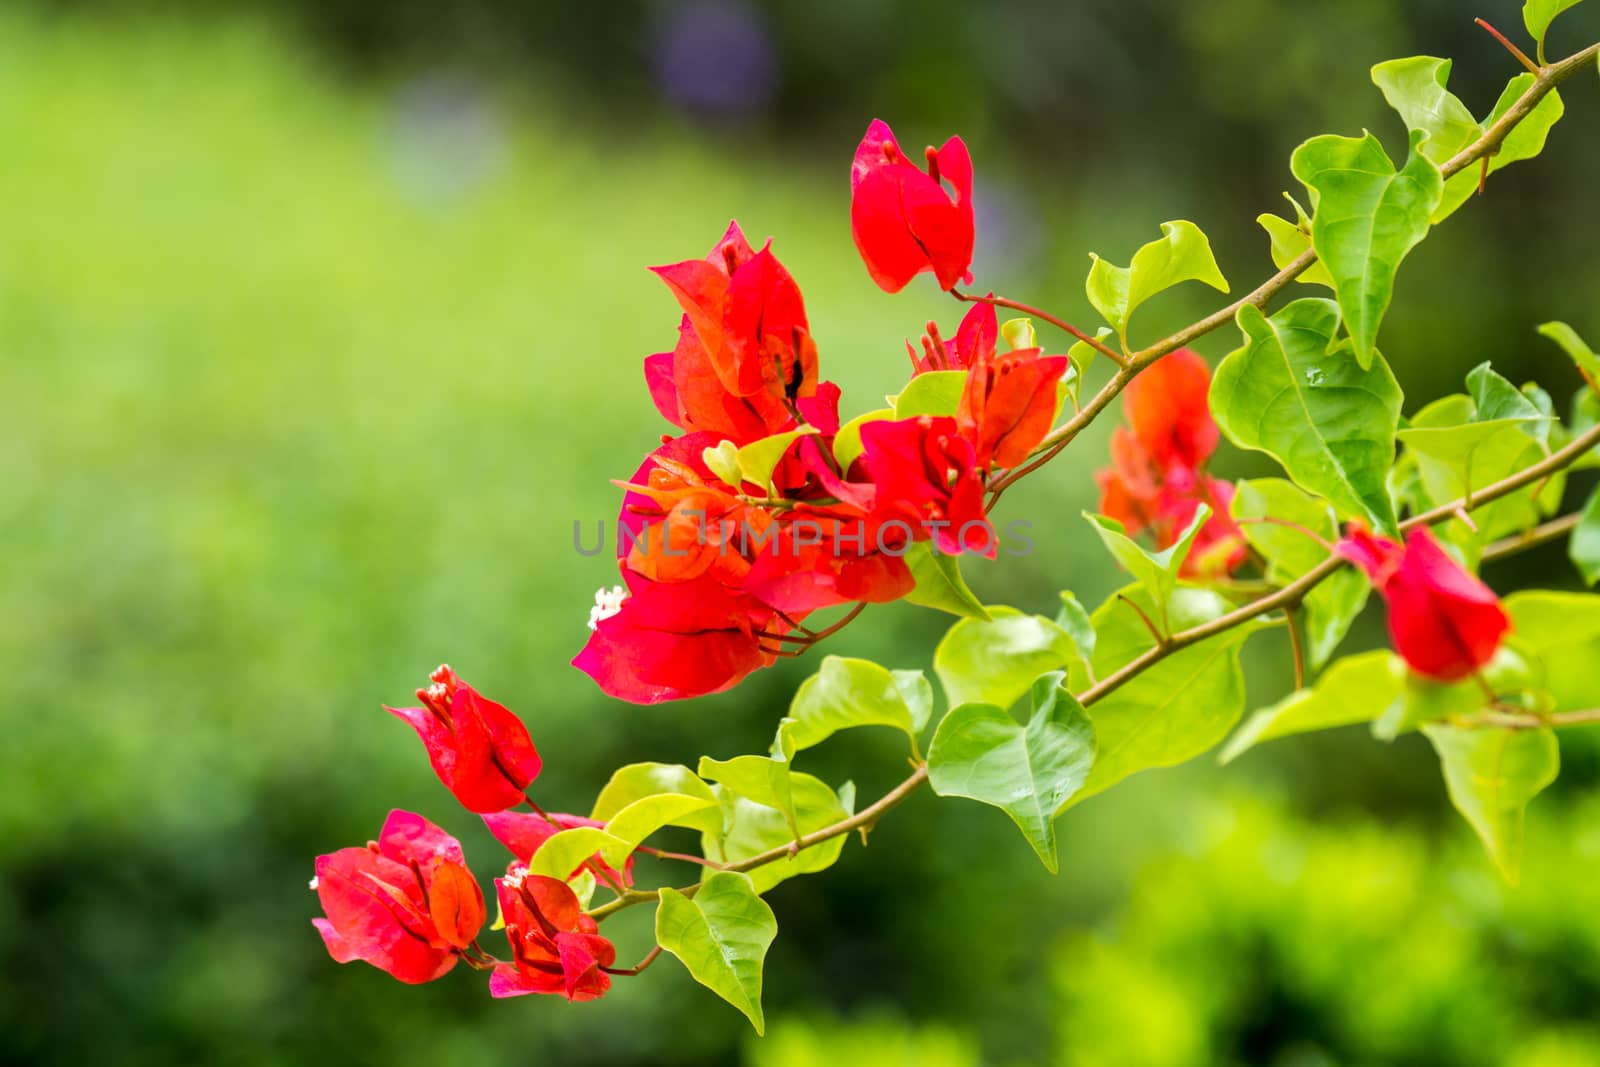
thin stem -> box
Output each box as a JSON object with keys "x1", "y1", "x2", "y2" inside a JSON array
[
  {"x1": 588, "y1": 764, "x2": 930, "y2": 922},
  {"x1": 602, "y1": 945, "x2": 663, "y2": 977},
  {"x1": 1236, "y1": 515, "x2": 1337, "y2": 553},
  {"x1": 1116, "y1": 593, "x2": 1167, "y2": 646},
  {"x1": 634, "y1": 845, "x2": 727, "y2": 869},
  {"x1": 1456, "y1": 708, "x2": 1600, "y2": 730},
  {"x1": 952, "y1": 289, "x2": 1127, "y2": 367},
  {"x1": 805, "y1": 602, "x2": 866, "y2": 643},
  {"x1": 1285, "y1": 603, "x2": 1306, "y2": 690},
  {"x1": 1482, "y1": 512, "x2": 1582, "y2": 562},
  {"x1": 1475, "y1": 17, "x2": 1541, "y2": 74}
]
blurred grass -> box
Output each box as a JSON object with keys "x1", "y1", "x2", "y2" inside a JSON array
[{"x1": 3, "y1": 6, "x2": 1600, "y2": 1067}]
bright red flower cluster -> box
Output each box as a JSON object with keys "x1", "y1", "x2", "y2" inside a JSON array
[
  {"x1": 574, "y1": 122, "x2": 1071, "y2": 704},
  {"x1": 1095, "y1": 349, "x2": 1246, "y2": 577},
  {"x1": 1337, "y1": 525, "x2": 1511, "y2": 681},
  {"x1": 313, "y1": 669, "x2": 629, "y2": 1000}
]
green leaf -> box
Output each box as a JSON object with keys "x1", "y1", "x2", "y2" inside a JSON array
[
  {"x1": 833, "y1": 408, "x2": 891, "y2": 471},
  {"x1": 736, "y1": 427, "x2": 819, "y2": 493},
  {"x1": 1372, "y1": 57, "x2": 1480, "y2": 162},
  {"x1": 1423, "y1": 724, "x2": 1558, "y2": 883},
  {"x1": 591, "y1": 762, "x2": 724, "y2": 835},
  {"x1": 1524, "y1": 0, "x2": 1588, "y2": 55},
  {"x1": 1373, "y1": 645, "x2": 1544, "y2": 740},
  {"x1": 528, "y1": 826, "x2": 633, "y2": 880},
  {"x1": 698, "y1": 751, "x2": 798, "y2": 838},
  {"x1": 1505, "y1": 590, "x2": 1600, "y2": 710},
  {"x1": 702, "y1": 440, "x2": 743, "y2": 488},
  {"x1": 1000, "y1": 317, "x2": 1036, "y2": 351},
  {"x1": 934, "y1": 606, "x2": 1080, "y2": 710},
  {"x1": 655, "y1": 871, "x2": 777, "y2": 1034},
  {"x1": 1572, "y1": 484, "x2": 1600, "y2": 586},
  {"x1": 1083, "y1": 506, "x2": 1210, "y2": 631},
  {"x1": 1221, "y1": 650, "x2": 1404, "y2": 763},
  {"x1": 1085, "y1": 220, "x2": 1229, "y2": 346},
  {"x1": 604, "y1": 793, "x2": 720, "y2": 850},
  {"x1": 902, "y1": 542, "x2": 991, "y2": 620},
  {"x1": 1399, "y1": 400, "x2": 1554, "y2": 542},
  {"x1": 1371, "y1": 56, "x2": 1484, "y2": 222},
  {"x1": 1538, "y1": 321, "x2": 1600, "y2": 382},
  {"x1": 1257, "y1": 192, "x2": 1336, "y2": 288},
  {"x1": 892, "y1": 370, "x2": 967, "y2": 420},
  {"x1": 700, "y1": 773, "x2": 851, "y2": 892},
  {"x1": 1067, "y1": 326, "x2": 1114, "y2": 376},
  {"x1": 1485, "y1": 73, "x2": 1564, "y2": 173},
  {"x1": 926, "y1": 673, "x2": 1096, "y2": 872},
  {"x1": 1055, "y1": 592, "x2": 1097, "y2": 664},
  {"x1": 1230, "y1": 478, "x2": 1371, "y2": 667},
  {"x1": 778, "y1": 656, "x2": 928, "y2": 757},
  {"x1": 1211, "y1": 299, "x2": 1404, "y2": 532},
  {"x1": 1070, "y1": 586, "x2": 1263, "y2": 803},
  {"x1": 1290, "y1": 130, "x2": 1443, "y2": 367}
]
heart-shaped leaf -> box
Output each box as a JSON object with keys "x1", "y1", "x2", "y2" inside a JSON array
[
  {"x1": 1290, "y1": 130, "x2": 1443, "y2": 366},
  {"x1": 1211, "y1": 299, "x2": 1404, "y2": 532},
  {"x1": 656, "y1": 871, "x2": 777, "y2": 1034},
  {"x1": 1086, "y1": 220, "x2": 1229, "y2": 347},
  {"x1": 927, "y1": 673, "x2": 1096, "y2": 872}
]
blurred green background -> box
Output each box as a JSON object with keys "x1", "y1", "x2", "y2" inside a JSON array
[{"x1": 4, "y1": 2, "x2": 1600, "y2": 1064}]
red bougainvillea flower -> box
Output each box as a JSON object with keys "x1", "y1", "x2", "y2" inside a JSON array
[
  {"x1": 957, "y1": 347, "x2": 1070, "y2": 470},
  {"x1": 652, "y1": 221, "x2": 818, "y2": 400},
  {"x1": 312, "y1": 809, "x2": 486, "y2": 984},
  {"x1": 481, "y1": 810, "x2": 634, "y2": 888},
  {"x1": 573, "y1": 572, "x2": 773, "y2": 704},
  {"x1": 1337, "y1": 524, "x2": 1511, "y2": 681},
  {"x1": 744, "y1": 511, "x2": 916, "y2": 614},
  {"x1": 909, "y1": 301, "x2": 998, "y2": 373},
  {"x1": 861, "y1": 415, "x2": 995, "y2": 558},
  {"x1": 1095, "y1": 349, "x2": 1245, "y2": 578},
  {"x1": 645, "y1": 316, "x2": 797, "y2": 444},
  {"x1": 851, "y1": 119, "x2": 975, "y2": 293},
  {"x1": 1123, "y1": 347, "x2": 1219, "y2": 470},
  {"x1": 618, "y1": 458, "x2": 769, "y2": 588},
  {"x1": 491, "y1": 868, "x2": 616, "y2": 1001},
  {"x1": 385, "y1": 666, "x2": 543, "y2": 814}
]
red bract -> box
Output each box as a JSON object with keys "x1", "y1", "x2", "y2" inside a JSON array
[
  {"x1": 386, "y1": 666, "x2": 543, "y2": 815},
  {"x1": 573, "y1": 572, "x2": 773, "y2": 704},
  {"x1": 1337, "y1": 525, "x2": 1511, "y2": 681},
  {"x1": 957, "y1": 347, "x2": 1070, "y2": 470},
  {"x1": 744, "y1": 512, "x2": 916, "y2": 614},
  {"x1": 861, "y1": 416, "x2": 995, "y2": 558},
  {"x1": 648, "y1": 317, "x2": 796, "y2": 444},
  {"x1": 1095, "y1": 349, "x2": 1245, "y2": 578},
  {"x1": 312, "y1": 810, "x2": 486, "y2": 985},
  {"x1": 481, "y1": 810, "x2": 634, "y2": 888},
  {"x1": 490, "y1": 869, "x2": 616, "y2": 1002},
  {"x1": 1123, "y1": 348, "x2": 1219, "y2": 470},
  {"x1": 851, "y1": 119, "x2": 975, "y2": 293},
  {"x1": 652, "y1": 221, "x2": 818, "y2": 401}
]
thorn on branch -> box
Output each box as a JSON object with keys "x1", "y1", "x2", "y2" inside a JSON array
[{"x1": 1474, "y1": 17, "x2": 1541, "y2": 74}]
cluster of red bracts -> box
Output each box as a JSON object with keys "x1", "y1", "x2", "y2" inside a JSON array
[
  {"x1": 574, "y1": 121, "x2": 1067, "y2": 704},
  {"x1": 314, "y1": 668, "x2": 632, "y2": 1000},
  {"x1": 1095, "y1": 349, "x2": 1247, "y2": 578}
]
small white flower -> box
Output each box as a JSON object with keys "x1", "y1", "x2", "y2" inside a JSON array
[
  {"x1": 501, "y1": 864, "x2": 529, "y2": 890},
  {"x1": 586, "y1": 585, "x2": 628, "y2": 631},
  {"x1": 308, "y1": 876, "x2": 320, "y2": 891}
]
